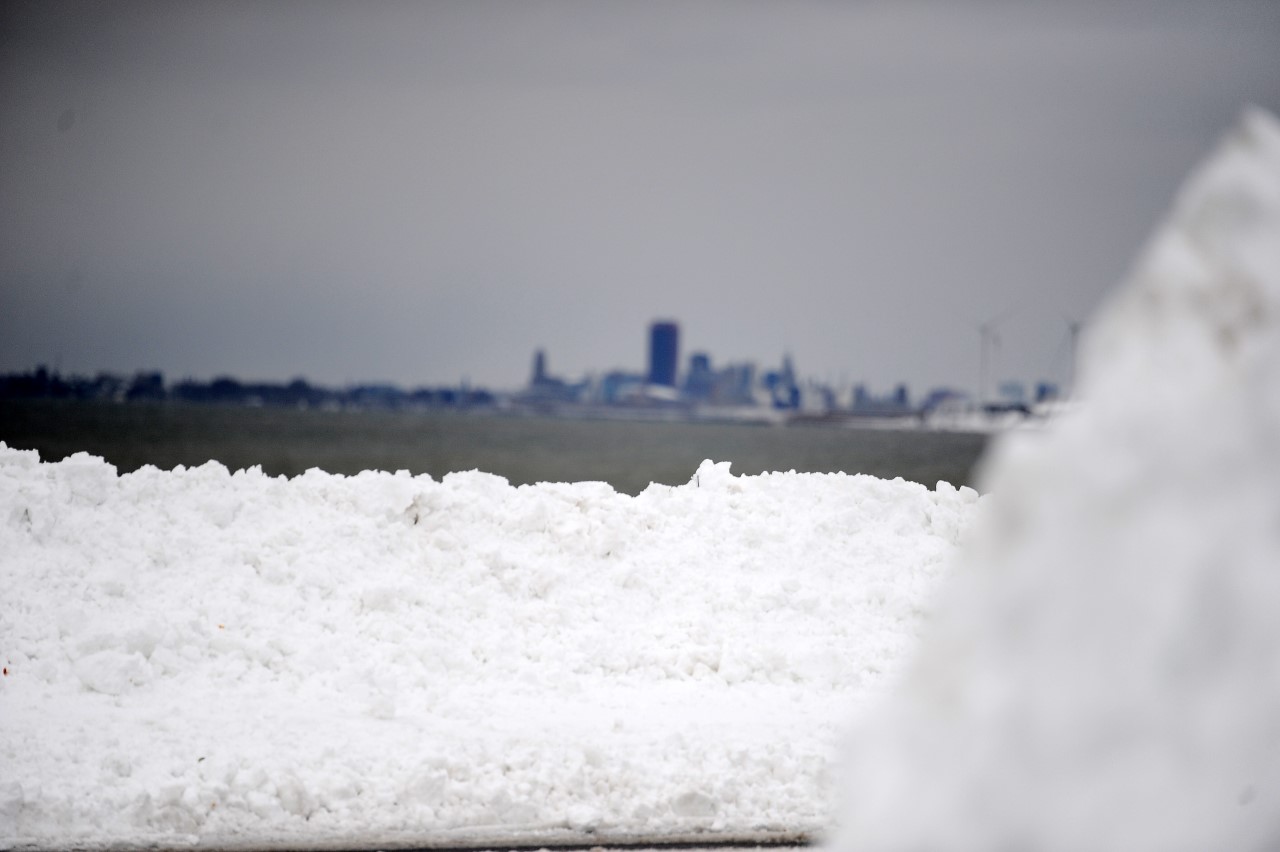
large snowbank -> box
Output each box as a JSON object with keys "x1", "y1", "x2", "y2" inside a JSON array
[
  {"x1": 833, "y1": 107, "x2": 1280, "y2": 851},
  {"x1": 0, "y1": 450, "x2": 978, "y2": 849}
]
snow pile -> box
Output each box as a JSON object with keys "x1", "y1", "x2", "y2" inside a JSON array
[
  {"x1": 833, "y1": 107, "x2": 1280, "y2": 851},
  {"x1": 0, "y1": 452, "x2": 978, "y2": 849}
]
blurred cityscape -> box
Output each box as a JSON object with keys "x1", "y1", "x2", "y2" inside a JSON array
[{"x1": 0, "y1": 320, "x2": 1064, "y2": 428}]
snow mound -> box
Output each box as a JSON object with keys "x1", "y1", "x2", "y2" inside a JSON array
[
  {"x1": 833, "y1": 107, "x2": 1280, "y2": 851},
  {"x1": 0, "y1": 453, "x2": 979, "y2": 849}
]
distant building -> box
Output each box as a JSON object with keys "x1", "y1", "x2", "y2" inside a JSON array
[
  {"x1": 599, "y1": 370, "x2": 647, "y2": 405},
  {"x1": 851, "y1": 382, "x2": 914, "y2": 416},
  {"x1": 997, "y1": 380, "x2": 1026, "y2": 404},
  {"x1": 920, "y1": 387, "x2": 966, "y2": 412},
  {"x1": 764, "y1": 354, "x2": 800, "y2": 409},
  {"x1": 893, "y1": 383, "x2": 909, "y2": 408},
  {"x1": 710, "y1": 362, "x2": 756, "y2": 406},
  {"x1": 532, "y1": 349, "x2": 547, "y2": 385},
  {"x1": 521, "y1": 349, "x2": 580, "y2": 405},
  {"x1": 648, "y1": 321, "x2": 679, "y2": 387},
  {"x1": 683, "y1": 352, "x2": 714, "y2": 401}
]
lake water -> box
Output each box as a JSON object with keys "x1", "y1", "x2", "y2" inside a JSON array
[{"x1": 0, "y1": 400, "x2": 989, "y2": 494}]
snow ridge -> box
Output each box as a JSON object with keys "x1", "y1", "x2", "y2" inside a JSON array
[{"x1": 0, "y1": 453, "x2": 978, "y2": 849}]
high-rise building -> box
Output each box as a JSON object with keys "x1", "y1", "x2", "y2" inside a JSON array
[
  {"x1": 531, "y1": 349, "x2": 547, "y2": 385},
  {"x1": 684, "y1": 352, "x2": 713, "y2": 401},
  {"x1": 648, "y1": 321, "x2": 679, "y2": 387}
]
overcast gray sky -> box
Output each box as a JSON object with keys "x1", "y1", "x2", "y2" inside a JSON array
[{"x1": 2, "y1": 1, "x2": 1277, "y2": 396}]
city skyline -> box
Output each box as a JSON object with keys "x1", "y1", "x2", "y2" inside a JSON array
[
  {"x1": 5, "y1": 312, "x2": 1050, "y2": 414},
  {"x1": 3, "y1": 2, "x2": 1278, "y2": 394}
]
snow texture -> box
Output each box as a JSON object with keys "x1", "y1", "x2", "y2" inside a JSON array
[
  {"x1": 832, "y1": 107, "x2": 1280, "y2": 851},
  {"x1": 0, "y1": 450, "x2": 978, "y2": 849}
]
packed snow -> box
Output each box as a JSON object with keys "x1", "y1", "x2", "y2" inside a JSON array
[
  {"x1": 0, "y1": 450, "x2": 978, "y2": 849},
  {"x1": 832, "y1": 107, "x2": 1280, "y2": 851}
]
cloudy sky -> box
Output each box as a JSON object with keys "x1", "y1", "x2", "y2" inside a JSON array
[{"x1": 2, "y1": 1, "x2": 1277, "y2": 396}]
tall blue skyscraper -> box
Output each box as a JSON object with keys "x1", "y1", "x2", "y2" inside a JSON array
[{"x1": 648, "y1": 321, "x2": 679, "y2": 387}]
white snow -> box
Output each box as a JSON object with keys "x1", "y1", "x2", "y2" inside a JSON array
[
  {"x1": 7, "y1": 96, "x2": 1274, "y2": 852},
  {"x1": 832, "y1": 106, "x2": 1280, "y2": 851},
  {"x1": 0, "y1": 451, "x2": 978, "y2": 849}
]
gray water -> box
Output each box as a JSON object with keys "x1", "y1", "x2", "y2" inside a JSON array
[{"x1": 0, "y1": 400, "x2": 989, "y2": 494}]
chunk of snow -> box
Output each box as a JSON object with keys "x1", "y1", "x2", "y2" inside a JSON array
[{"x1": 832, "y1": 107, "x2": 1280, "y2": 852}]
